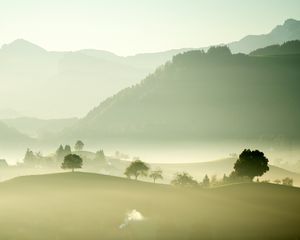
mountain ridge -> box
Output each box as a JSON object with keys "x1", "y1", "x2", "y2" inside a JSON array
[
  {"x1": 0, "y1": 18, "x2": 300, "y2": 119},
  {"x1": 61, "y1": 45, "x2": 300, "y2": 143}
]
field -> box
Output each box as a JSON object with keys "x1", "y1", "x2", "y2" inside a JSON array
[{"x1": 0, "y1": 172, "x2": 299, "y2": 240}]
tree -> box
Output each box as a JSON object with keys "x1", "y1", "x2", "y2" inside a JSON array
[
  {"x1": 95, "y1": 150, "x2": 106, "y2": 162},
  {"x1": 74, "y1": 140, "x2": 84, "y2": 151},
  {"x1": 56, "y1": 144, "x2": 72, "y2": 161},
  {"x1": 274, "y1": 179, "x2": 281, "y2": 184},
  {"x1": 202, "y1": 174, "x2": 210, "y2": 187},
  {"x1": 206, "y1": 45, "x2": 231, "y2": 57},
  {"x1": 56, "y1": 145, "x2": 65, "y2": 161},
  {"x1": 64, "y1": 145, "x2": 72, "y2": 155},
  {"x1": 222, "y1": 174, "x2": 229, "y2": 183},
  {"x1": 233, "y1": 149, "x2": 269, "y2": 180},
  {"x1": 282, "y1": 177, "x2": 293, "y2": 186},
  {"x1": 171, "y1": 172, "x2": 198, "y2": 187},
  {"x1": 61, "y1": 154, "x2": 83, "y2": 172},
  {"x1": 124, "y1": 159, "x2": 149, "y2": 180},
  {"x1": 149, "y1": 168, "x2": 163, "y2": 183},
  {"x1": 23, "y1": 148, "x2": 37, "y2": 166}
]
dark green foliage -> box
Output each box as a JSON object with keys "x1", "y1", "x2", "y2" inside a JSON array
[
  {"x1": 74, "y1": 140, "x2": 84, "y2": 151},
  {"x1": 124, "y1": 159, "x2": 149, "y2": 180},
  {"x1": 171, "y1": 172, "x2": 198, "y2": 187},
  {"x1": 250, "y1": 40, "x2": 300, "y2": 56},
  {"x1": 61, "y1": 154, "x2": 83, "y2": 172},
  {"x1": 206, "y1": 45, "x2": 231, "y2": 56},
  {"x1": 233, "y1": 149, "x2": 269, "y2": 180},
  {"x1": 149, "y1": 168, "x2": 163, "y2": 183}
]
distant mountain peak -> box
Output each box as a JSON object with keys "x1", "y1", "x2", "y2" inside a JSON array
[{"x1": 1, "y1": 39, "x2": 46, "y2": 54}]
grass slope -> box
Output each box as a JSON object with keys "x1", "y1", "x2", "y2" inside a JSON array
[{"x1": 0, "y1": 172, "x2": 299, "y2": 240}]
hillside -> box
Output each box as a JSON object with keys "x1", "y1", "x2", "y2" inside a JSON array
[
  {"x1": 2, "y1": 117, "x2": 79, "y2": 138},
  {"x1": 0, "y1": 19, "x2": 299, "y2": 119},
  {"x1": 0, "y1": 172, "x2": 299, "y2": 240},
  {"x1": 0, "y1": 121, "x2": 32, "y2": 147},
  {"x1": 0, "y1": 39, "x2": 147, "y2": 118},
  {"x1": 250, "y1": 40, "x2": 300, "y2": 56},
  {"x1": 62, "y1": 45, "x2": 300, "y2": 143}
]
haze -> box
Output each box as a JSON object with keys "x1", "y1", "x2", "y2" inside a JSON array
[{"x1": 0, "y1": 0, "x2": 299, "y2": 56}]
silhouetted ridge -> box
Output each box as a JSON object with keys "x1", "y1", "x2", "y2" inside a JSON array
[
  {"x1": 250, "y1": 40, "x2": 300, "y2": 56},
  {"x1": 63, "y1": 44, "x2": 300, "y2": 142}
]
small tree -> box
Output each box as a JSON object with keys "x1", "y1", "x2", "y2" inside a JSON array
[
  {"x1": 233, "y1": 149, "x2": 269, "y2": 180},
  {"x1": 64, "y1": 145, "x2": 72, "y2": 155},
  {"x1": 56, "y1": 144, "x2": 72, "y2": 161},
  {"x1": 274, "y1": 179, "x2": 281, "y2": 184},
  {"x1": 74, "y1": 140, "x2": 84, "y2": 151},
  {"x1": 282, "y1": 177, "x2": 293, "y2": 186},
  {"x1": 23, "y1": 148, "x2": 37, "y2": 166},
  {"x1": 149, "y1": 168, "x2": 163, "y2": 183},
  {"x1": 202, "y1": 174, "x2": 210, "y2": 187},
  {"x1": 171, "y1": 172, "x2": 198, "y2": 187},
  {"x1": 61, "y1": 154, "x2": 83, "y2": 172},
  {"x1": 222, "y1": 174, "x2": 229, "y2": 183},
  {"x1": 124, "y1": 159, "x2": 149, "y2": 180},
  {"x1": 95, "y1": 150, "x2": 106, "y2": 162}
]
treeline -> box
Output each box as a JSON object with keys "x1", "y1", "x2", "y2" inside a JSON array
[
  {"x1": 123, "y1": 149, "x2": 294, "y2": 187},
  {"x1": 21, "y1": 140, "x2": 106, "y2": 169},
  {"x1": 250, "y1": 40, "x2": 300, "y2": 56}
]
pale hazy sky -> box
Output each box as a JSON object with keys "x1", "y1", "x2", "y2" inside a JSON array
[{"x1": 0, "y1": 0, "x2": 300, "y2": 56}]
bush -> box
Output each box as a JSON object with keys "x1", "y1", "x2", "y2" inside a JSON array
[{"x1": 282, "y1": 177, "x2": 293, "y2": 186}]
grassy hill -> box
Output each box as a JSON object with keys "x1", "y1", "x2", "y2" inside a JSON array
[
  {"x1": 0, "y1": 172, "x2": 299, "y2": 240},
  {"x1": 62, "y1": 151, "x2": 300, "y2": 185}
]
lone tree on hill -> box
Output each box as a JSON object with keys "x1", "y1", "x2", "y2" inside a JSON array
[
  {"x1": 61, "y1": 154, "x2": 83, "y2": 172},
  {"x1": 124, "y1": 159, "x2": 149, "y2": 180},
  {"x1": 233, "y1": 149, "x2": 269, "y2": 180},
  {"x1": 149, "y1": 168, "x2": 163, "y2": 183},
  {"x1": 171, "y1": 172, "x2": 198, "y2": 187},
  {"x1": 74, "y1": 140, "x2": 84, "y2": 151}
]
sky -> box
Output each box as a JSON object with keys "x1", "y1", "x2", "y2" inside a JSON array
[{"x1": 0, "y1": 0, "x2": 300, "y2": 56}]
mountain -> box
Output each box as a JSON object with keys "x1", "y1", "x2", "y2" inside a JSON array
[
  {"x1": 62, "y1": 44, "x2": 300, "y2": 143},
  {"x1": 229, "y1": 18, "x2": 300, "y2": 53},
  {"x1": 2, "y1": 117, "x2": 79, "y2": 138},
  {"x1": 0, "y1": 40, "x2": 148, "y2": 118},
  {"x1": 0, "y1": 108, "x2": 23, "y2": 119},
  {"x1": 0, "y1": 121, "x2": 32, "y2": 147},
  {"x1": 1, "y1": 19, "x2": 299, "y2": 119}
]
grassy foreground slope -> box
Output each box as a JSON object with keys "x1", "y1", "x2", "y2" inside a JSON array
[{"x1": 0, "y1": 172, "x2": 299, "y2": 240}]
